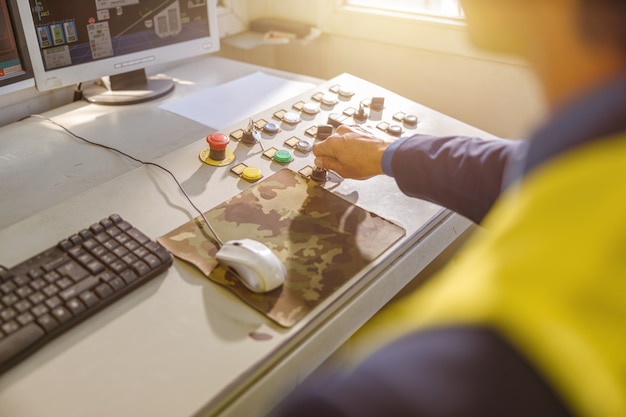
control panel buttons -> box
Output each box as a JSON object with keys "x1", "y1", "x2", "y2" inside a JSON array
[
  {"x1": 273, "y1": 149, "x2": 293, "y2": 163},
  {"x1": 296, "y1": 139, "x2": 313, "y2": 153},
  {"x1": 321, "y1": 93, "x2": 338, "y2": 106},
  {"x1": 206, "y1": 132, "x2": 229, "y2": 150},
  {"x1": 282, "y1": 112, "x2": 301, "y2": 125},
  {"x1": 330, "y1": 84, "x2": 355, "y2": 99},
  {"x1": 302, "y1": 102, "x2": 321, "y2": 115},
  {"x1": 404, "y1": 115, "x2": 418, "y2": 127},
  {"x1": 263, "y1": 122, "x2": 280, "y2": 134},
  {"x1": 316, "y1": 125, "x2": 333, "y2": 141},
  {"x1": 370, "y1": 97, "x2": 385, "y2": 112},
  {"x1": 338, "y1": 87, "x2": 355, "y2": 98},
  {"x1": 387, "y1": 125, "x2": 403, "y2": 137},
  {"x1": 241, "y1": 166, "x2": 262, "y2": 182},
  {"x1": 327, "y1": 113, "x2": 347, "y2": 128},
  {"x1": 392, "y1": 112, "x2": 419, "y2": 128},
  {"x1": 241, "y1": 118, "x2": 261, "y2": 145},
  {"x1": 354, "y1": 104, "x2": 368, "y2": 122},
  {"x1": 311, "y1": 167, "x2": 328, "y2": 183},
  {"x1": 200, "y1": 133, "x2": 235, "y2": 166}
]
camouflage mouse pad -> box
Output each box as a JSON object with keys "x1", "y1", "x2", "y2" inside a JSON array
[{"x1": 158, "y1": 169, "x2": 405, "y2": 327}]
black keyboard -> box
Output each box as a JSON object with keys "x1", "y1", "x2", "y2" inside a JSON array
[{"x1": 0, "y1": 214, "x2": 172, "y2": 373}]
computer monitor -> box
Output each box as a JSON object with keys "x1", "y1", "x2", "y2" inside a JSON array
[
  {"x1": 17, "y1": 0, "x2": 219, "y2": 104},
  {"x1": 0, "y1": 0, "x2": 34, "y2": 94}
]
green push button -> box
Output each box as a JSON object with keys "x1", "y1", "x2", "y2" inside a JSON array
[{"x1": 274, "y1": 149, "x2": 293, "y2": 163}]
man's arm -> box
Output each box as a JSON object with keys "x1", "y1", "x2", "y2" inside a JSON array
[
  {"x1": 385, "y1": 134, "x2": 521, "y2": 223},
  {"x1": 313, "y1": 127, "x2": 521, "y2": 224}
]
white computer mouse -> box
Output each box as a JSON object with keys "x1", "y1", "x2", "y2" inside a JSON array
[{"x1": 215, "y1": 239, "x2": 287, "y2": 293}]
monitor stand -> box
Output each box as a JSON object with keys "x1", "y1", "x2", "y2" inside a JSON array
[{"x1": 82, "y1": 68, "x2": 175, "y2": 105}]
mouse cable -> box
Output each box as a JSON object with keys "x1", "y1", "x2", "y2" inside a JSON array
[{"x1": 24, "y1": 114, "x2": 224, "y2": 247}]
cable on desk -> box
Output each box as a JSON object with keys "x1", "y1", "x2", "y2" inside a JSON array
[{"x1": 22, "y1": 114, "x2": 224, "y2": 247}]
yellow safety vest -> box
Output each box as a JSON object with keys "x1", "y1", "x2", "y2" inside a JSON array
[{"x1": 352, "y1": 134, "x2": 626, "y2": 417}]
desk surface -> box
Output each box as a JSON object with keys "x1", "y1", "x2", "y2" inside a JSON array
[{"x1": 0, "y1": 56, "x2": 486, "y2": 417}]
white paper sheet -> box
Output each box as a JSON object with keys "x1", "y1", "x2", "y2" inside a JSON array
[{"x1": 160, "y1": 72, "x2": 316, "y2": 129}]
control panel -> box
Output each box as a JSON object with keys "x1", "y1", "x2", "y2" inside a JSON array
[
  {"x1": 186, "y1": 72, "x2": 457, "y2": 242},
  {"x1": 198, "y1": 73, "x2": 421, "y2": 186}
]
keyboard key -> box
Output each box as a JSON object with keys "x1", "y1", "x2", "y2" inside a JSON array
[
  {"x1": 0, "y1": 282, "x2": 16, "y2": 295},
  {"x1": 95, "y1": 283, "x2": 113, "y2": 299},
  {"x1": 120, "y1": 270, "x2": 138, "y2": 284},
  {"x1": 31, "y1": 304, "x2": 48, "y2": 317},
  {"x1": 59, "y1": 276, "x2": 99, "y2": 302},
  {"x1": 1, "y1": 321, "x2": 19, "y2": 335},
  {"x1": 66, "y1": 299, "x2": 85, "y2": 316},
  {"x1": 45, "y1": 296, "x2": 62, "y2": 310},
  {"x1": 51, "y1": 306, "x2": 72, "y2": 323},
  {"x1": 37, "y1": 314, "x2": 58, "y2": 332},
  {"x1": 89, "y1": 223, "x2": 104, "y2": 235},
  {"x1": 79, "y1": 291, "x2": 98, "y2": 307},
  {"x1": 128, "y1": 228, "x2": 150, "y2": 245},
  {"x1": 0, "y1": 323, "x2": 45, "y2": 365},
  {"x1": 28, "y1": 268, "x2": 44, "y2": 280},
  {"x1": 57, "y1": 262, "x2": 89, "y2": 282},
  {"x1": 43, "y1": 257, "x2": 68, "y2": 272},
  {"x1": 107, "y1": 278, "x2": 125, "y2": 292},
  {"x1": 0, "y1": 269, "x2": 14, "y2": 282},
  {"x1": 17, "y1": 312, "x2": 35, "y2": 326}
]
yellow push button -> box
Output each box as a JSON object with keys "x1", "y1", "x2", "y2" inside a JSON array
[{"x1": 241, "y1": 166, "x2": 262, "y2": 182}]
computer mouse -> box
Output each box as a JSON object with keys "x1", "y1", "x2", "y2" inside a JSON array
[{"x1": 215, "y1": 239, "x2": 287, "y2": 293}]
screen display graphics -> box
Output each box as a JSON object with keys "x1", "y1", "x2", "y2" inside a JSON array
[{"x1": 29, "y1": 0, "x2": 211, "y2": 71}]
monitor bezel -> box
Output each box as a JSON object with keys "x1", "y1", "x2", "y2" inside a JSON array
[
  {"x1": 0, "y1": 0, "x2": 34, "y2": 93},
  {"x1": 16, "y1": 0, "x2": 220, "y2": 92}
]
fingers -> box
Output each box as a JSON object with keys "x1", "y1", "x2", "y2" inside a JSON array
[
  {"x1": 311, "y1": 124, "x2": 388, "y2": 179},
  {"x1": 312, "y1": 125, "x2": 373, "y2": 159},
  {"x1": 336, "y1": 124, "x2": 376, "y2": 138},
  {"x1": 313, "y1": 155, "x2": 337, "y2": 172},
  {"x1": 335, "y1": 124, "x2": 355, "y2": 135}
]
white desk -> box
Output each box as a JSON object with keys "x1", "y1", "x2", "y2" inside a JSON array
[{"x1": 0, "y1": 56, "x2": 484, "y2": 417}]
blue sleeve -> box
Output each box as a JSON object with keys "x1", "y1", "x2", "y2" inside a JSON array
[{"x1": 383, "y1": 134, "x2": 521, "y2": 224}]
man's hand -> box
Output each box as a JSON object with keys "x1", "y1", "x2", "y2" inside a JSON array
[{"x1": 312, "y1": 125, "x2": 391, "y2": 179}]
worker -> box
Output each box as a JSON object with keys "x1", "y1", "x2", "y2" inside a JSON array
[{"x1": 270, "y1": 0, "x2": 626, "y2": 416}]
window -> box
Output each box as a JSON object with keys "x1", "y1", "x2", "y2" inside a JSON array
[{"x1": 346, "y1": 0, "x2": 463, "y2": 19}]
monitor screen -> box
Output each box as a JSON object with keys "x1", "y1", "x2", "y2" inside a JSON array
[
  {"x1": 17, "y1": 0, "x2": 219, "y2": 104},
  {"x1": 0, "y1": 0, "x2": 34, "y2": 93}
]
